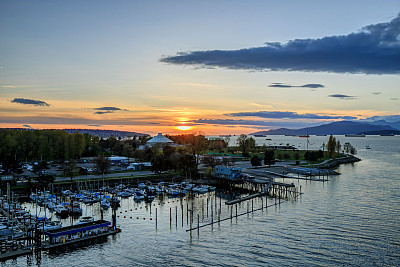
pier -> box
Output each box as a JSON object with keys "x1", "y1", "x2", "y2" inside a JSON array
[{"x1": 0, "y1": 247, "x2": 32, "y2": 261}]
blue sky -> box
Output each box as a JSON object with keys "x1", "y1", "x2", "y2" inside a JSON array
[{"x1": 1, "y1": 0, "x2": 399, "y2": 135}]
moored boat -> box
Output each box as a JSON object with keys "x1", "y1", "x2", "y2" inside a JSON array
[{"x1": 54, "y1": 205, "x2": 69, "y2": 217}]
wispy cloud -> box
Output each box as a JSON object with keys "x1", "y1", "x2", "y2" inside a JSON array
[
  {"x1": 193, "y1": 118, "x2": 320, "y2": 129},
  {"x1": 22, "y1": 124, "x2": 32, "y2": 129},
  {"x1": 269, "y1": 83, "x2": 324, "y2": 88},
  {"x1": 0, "y1": 85, "x2": 16, "y2": 88},
  {"x1": 227, "y1": 111, "x2": 356, "y2": 120},
  {"x1": 361, "y1": 115, "x2": 400, "y2": 122},
  {"x1": 390, "y1": 98, "x2": 398, "y2": 100},
  {"x1": 93, "y1": 107, "x2": 127, "y2": 111},
  {"x1": 328, "y1": 94, "x2": 356, "y2": 99},
  {"x1": 372, "y1": 92, "x2": 381, "y2": 95},
  {"x1": 161, "y1": 14, "x2": 400, "y2": 74},
  {"x1": 88, "y1": 124, "x2": 103, "y2": 127},
  {"x1": 11, "y1": 98, "x2": 50, "y2": 106},
  {"x1": 1, "y1": 116, "x2": 160, "y2": 126},
  {"x1": 95, "y1": 111, "x2": 114, "y2": 114},
  {"x1": 92, "y1": 106, "x2": 129, "y2": 114}
]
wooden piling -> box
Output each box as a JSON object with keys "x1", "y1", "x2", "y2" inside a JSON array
[{"x1": 236, "y1": 204, "x2": 238, "y2": 218}]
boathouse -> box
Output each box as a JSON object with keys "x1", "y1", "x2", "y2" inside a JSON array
[
  {"x1": 214, "y1": 166, "x2": 242, "y2": 180},
  {"x1": 42, "y1": 220, "x2": 113, "y2": 249}
]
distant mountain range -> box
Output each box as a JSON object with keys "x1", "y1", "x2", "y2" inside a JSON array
[
  {"x1": 2, "y1": 128, "x2": 149, "y2": 138},
  {"x1": 62, "y1": 129, "x2": 149, "y2": 138},
  {"x1": 251, "y1": 121, "x2": 400, "y2": 136}
]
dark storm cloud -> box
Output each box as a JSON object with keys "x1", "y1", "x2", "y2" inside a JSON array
[
  {"x1": 227, "y1": 111, "x2": 356, "y2": 120},
  {"x1": 269, "y1": 83, "x2": 324, "y2": 88},
  {"x1": 328, "y1": 94, "x2": 356, "y2": 99},
  {"x1": 11, "y1": 98, "x2": 50, "y2": 106},
  {"x1": 161, "y1": 14, "x2": 400, "y2": 74}
]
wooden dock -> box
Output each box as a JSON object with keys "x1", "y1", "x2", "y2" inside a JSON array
[
  {"x1": 224, "y1": 180, "x2": 296, "y2": 205},
  {"x1": 0, "y1": 247, "x2": 32, "y2": 261},
  {"x1": 225, "y1": 181, "x2": 273, "y2": 205}
]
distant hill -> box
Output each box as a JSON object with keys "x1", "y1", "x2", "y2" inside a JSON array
[
  {"x1": 1, "y1": 128, "x2": 149, "y2": 138},
  {"x1": 63, "y1": 129, "x2": 149, "y2": 138},
  {"x1": 364, "y1": 120, "x2": 400, "y2": 130},
  {"x1": 251, "y1": 121, "x2": 398, "y2": 136}
]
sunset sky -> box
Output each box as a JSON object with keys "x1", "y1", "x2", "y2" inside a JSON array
[{"x1": 1, "y1": 1, "x2": 399, "y2": 136}]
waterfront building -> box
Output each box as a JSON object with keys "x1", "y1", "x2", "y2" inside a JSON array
[{"x1": 214, "y1": 165, "x2": 242, "y2": 180}]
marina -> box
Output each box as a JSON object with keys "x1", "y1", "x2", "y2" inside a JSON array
[{"x1": 0, "y1": 135, "x2": 398, "y2": 266}]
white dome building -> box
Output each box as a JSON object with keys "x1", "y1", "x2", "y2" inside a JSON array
[{"x1": 146, "y1": 133, "x2": 174, "y2": 147}]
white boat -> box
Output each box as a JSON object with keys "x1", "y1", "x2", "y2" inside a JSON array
[
  {"x1": 71, "y1": 202, "x2": 82, "y2": 214},
  {"x1": 75, "y1": 216, "x2": 94, "y2": 225},
  {"x1": 134, "y1": 192, "x2": 145, "y2": 201},
  {"x1": 82, "y1": 196, "x2": 100, "y2": 204},
  {"x1": 101, "y1": 199, "x2": 110, "y2": 208},
  {"x1": 30, "y1": 193, "x2": 37, "y2": 202},
  {"x1": 38, "y1": 221, "x2": 62, "y2": 231},
  {"x1": 192, "y1": 185, "x2": 209, "y2": 194},
  {"x1": 62, "y1": 190, "x2": 73, "y2": 196},
  {"x1": 47, "y1": 201, "x2": 57, "y2": 210}
]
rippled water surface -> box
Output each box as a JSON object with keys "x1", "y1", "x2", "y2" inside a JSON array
[{"x1": 4, "y1": 136, "x2": 400, "y2": 266}]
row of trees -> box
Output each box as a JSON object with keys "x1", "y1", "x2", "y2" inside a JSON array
[
  {"x1": 326, "y1": 135, "x2": 356, "y2": 157},
  {"x1": 0, "y1": 129, "x2": 152, "y2": 163}
]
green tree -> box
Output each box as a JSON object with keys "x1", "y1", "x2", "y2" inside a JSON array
[
  {"x1": 327, "y1": 135, "x2": 336, "y2": 158},
  {"x1": 94, "y1": 155, "x2": 110, "y2": 176},
  {"x1": 283, "y1": 153, "x2": 290, "y2": 161},
  {"x1": 264, "y1": 149, "x2": 275, "y2": 166},
  {"x1": 186, "y1": 134, "x2": 208, "y2": 170},
  {"x1": 336, "y1": 140, "x2": 341, "y2": 155},
  {"x1": 1, "y1": 158, "x2": 23, "y2": 174},
  {"x1": 236, "y1": 134, "x2": 255, "y2": 157},
  {"x1": 63, "y1": 160, "x2": 79, "y2": 182},
  {"x1": 250, "y1": 155, "x2": 262, "y2": 168}
]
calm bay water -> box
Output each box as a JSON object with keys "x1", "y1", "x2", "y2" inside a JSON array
[{"x1": 4, "y1": 136, "x2": 400, "y2": 266}]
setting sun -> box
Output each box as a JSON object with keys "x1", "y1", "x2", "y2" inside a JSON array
[{"x1": 176, "y1": 125, "x2": 193, "y2": 131}]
